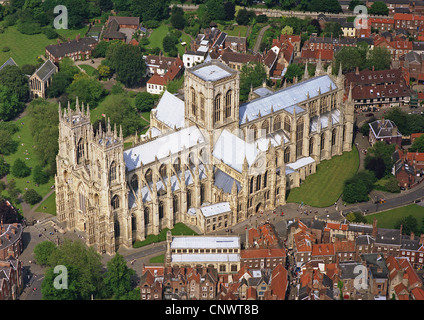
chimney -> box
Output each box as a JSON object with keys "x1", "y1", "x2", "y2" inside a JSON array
[
  {"x1": 411, "y1": 232, "x2": 415, "y2": 240},
  {"x1": 372, "y1": 217, "x2": 378, "y2": 238},
  {"x1": 420, "y1": 234, "x2": 424, "y2": 245},
  {"x1": 355, "y1": 66, "x2": 359, "y2": 75},
  {"x1": 372, "y1": 65, "x2": 375, "y2": 71},
  {"x1": 76, "y1": 34, "x2": 80, "y2": 42},
  {"x1": 400, "y1": 224, "x2": 403, "y2": 235}
]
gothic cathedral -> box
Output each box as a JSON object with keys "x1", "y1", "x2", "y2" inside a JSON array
[{"x1": 55, "y1": 60, "x2": 354, "y2": 255}]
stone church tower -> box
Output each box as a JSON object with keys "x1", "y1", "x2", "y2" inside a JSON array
[{"x1": 55, "y1": 98, "x2": 128, "y2": 254}]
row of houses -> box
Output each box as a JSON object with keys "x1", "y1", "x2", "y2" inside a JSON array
[{"x1": 288, "y1": 217, "x2": 424, "y2": 299}]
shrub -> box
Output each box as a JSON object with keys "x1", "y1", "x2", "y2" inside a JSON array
[
  {"x1": 33, "y1": 165, "x2": 50, "y2": 185},
  {"x1": 17, "y1": 21, "x2": 41, "y2": 35},
  {"x1": 2, "y1": 46, "x2": 10, "y2": 52},
  {"x1": 34, "y1": 241, "x2": 57, "y2": 265}
]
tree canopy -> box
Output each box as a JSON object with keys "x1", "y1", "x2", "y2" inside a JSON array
[{"x1": 239, "y1": 62, "x2": 267, "y2": 101}]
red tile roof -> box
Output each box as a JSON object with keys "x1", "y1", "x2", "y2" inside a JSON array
[
  {"x1": 411, "y1": 287, "x2": 424, "y2": 300},
  {"x1": 240, "y1": 248, "x2": 286, "y2": 259},
  {"x1": 311, "y1": 243, "x2": 335, "y2": 256}
]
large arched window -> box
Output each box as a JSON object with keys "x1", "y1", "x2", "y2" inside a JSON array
[
  {"x1": 273, "y1": 116, "x2": 281, "y2": 131},
  {"x1": 248, "y1": 125, "x2": 257, "y2": 141},
  {"x1": 261, "y1": 120, "x2": 269, "y2": 136},
  {"x1": 214, "y1": 94, "x2": 221, "y2": 123},
  {"x1": 112, "y1": 195, "x2": 120, "y2": 210},
  {"x1": 256, "y1": 175, "x2": 261, "y2": 191},
  {"x1": 191, "y1": 87, "x2": 196, "y2": 117},
  {"x1": 200, "y1": 93, "x2": 205, "y2": 121},
  {"x1": 250, "y1": 177, "x2": 254, "y2": 194},
  {"x1": 296, "y1": 118, "x2": 304, "y2": 158},
  {"x1": 187, "y1": 189, "x2": 192, "y2": 208},
  {"x1": 225, "y1": 90, "x2": 232, "y2": 118},
  {"x1": 159, "y1": 164, "x2": 167, "y2": 177},
  {"x1": 130, "y1": 174, "x2": 138, "y2": 191},
  {"x1": 79, "y1": 192, "x2": 86, "y2": 214},
  {"x1": 77, "y1": 138, "x2": 84, "y2": 164},
  {"x1": 332, "y1": 128, "x2": 337, "y2": 146},
  {"x1": 309, "y1": 137, "x2": 314, "y2": 155},
  {"x1": 173, "y1": 195, "x2": 179, "y2": 214},
  {"x1": 145, "y1": 168, "x2": 153, "y2": 184},
  {"x1": 284, "y1": 147, "x2": 290, "y2": 163},
  {"x1": 284, "y1": 116, "x2": 291, "y2": 132},
  {"x1": 173, "y1": 158, "x2": 181, "y2": 173},
  {"x1": 320, "y1": 133, "x2": 325, "y2": 150},
  {"x1": 109, "y1": 161, "x2": 117, "y2": 183},
  {"x1": 144, "y1": 207, "x2": 150, "y2": 225},
  {"x1": 159, "y1": 201, "x2": 164, "y2": 220}
]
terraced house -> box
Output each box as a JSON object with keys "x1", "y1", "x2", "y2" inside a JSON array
[{"x1": 54, "y1": 59, "x2": 354, "y2": 254}]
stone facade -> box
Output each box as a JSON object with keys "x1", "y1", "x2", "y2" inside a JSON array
[{"x1": 55, "y1": 60, "x2": 354, "y2": 255}]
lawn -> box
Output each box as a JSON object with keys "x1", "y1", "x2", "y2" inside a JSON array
[
  {"x1": 1, "y1": 115, "x2": 55, "y2": 210},
  {"x1": 286, "y1": 148, "x2": 360, "y2": 207},
  {"x1": 79, "y1": 64, "x2": 97, "y2": 76},
  {"x1": 0, "y1": 26, "x2": 56, "y2": 66},
  {"x1": 146, "y1": 24, "x2": 169, "y2": 53},
  {"x1": 133, "y1": 223, "x2": 197, "y2": 248},
  {"x1": 56, "y1": 26, "x2": 89, "y2": 41},
  {"x1": 147, "y1": 23, "x2": 191, "y2": 57},
  {"x1": 149, "y1": 254, "x2": 165, "y2": 263},
  {"x1": 365, "y1": 204, "x2": 424, "y2": 230},
  {"x1": 34, "y1": 191, "x2": 56, "y2": 215},
  {"x1": 218, "y1": 24, "x2": 248, "y2": 37}
]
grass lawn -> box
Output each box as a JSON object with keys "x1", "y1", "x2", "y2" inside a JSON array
[
  {"x1": 1, "y1": 114, "x2": 55, "y2": 210},
  {"x1": 56, "y1": 26, "x2": 89, "y2": 41},
  {"x1": 0, "y1": 26, "x2": 56, "y2": 66},
  {"x1": 34, "y1": 191, "x2": 56, "y2": 215},
  {"x1": 133, "y1": 223, "x2": 197, "y2": 248},
  {"x1": 149, "y1": 254, "x2": 164, "y2": 263},
  {"x1": 79, "y1": 64, "x2": 97, "y2": 76},
  {"x1": 218, "y1": 24, "x2": 248, "y2": 37},
  {"x1": 365, "y1": 204, "x2": 424, "y2": 230},
  {"x1": 146, "y1": 24, "x2": 169, "y2": 53},
  {"x1": 177, "y1": 32, "x2": 192, "y2": 56},
  {"x1": 286, "y1": 148, "x2": 360, "y2": 207}
]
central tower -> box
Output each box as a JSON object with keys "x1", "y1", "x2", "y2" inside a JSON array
[{"x1": 184, "y1": 60, "x2": 240, "y2": 134}]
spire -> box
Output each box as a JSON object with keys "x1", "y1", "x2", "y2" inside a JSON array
[
  {"x1": 304, "y1": 63, "x2": 309, "y2": 80},
  {"x1": 75, "y1": 96, "x2": 80, "y2": 113},
  {"x1": 348, "y1": 83, "x2": 353, "y2": 102},
  {"x1": 86, "y1": 104, "x2": 90, "y2": 118},
  {"x1": 58, "y1": 101, "x2": 62, "y2": 118},
  {"x1": 315, "y1": 52, "x2": 323, "y2": 76},
  {"x1": 119, "y1": 125, "x2": 123, "y2": 140},
  {"x1": 338, "y1": 62, "x2": 343, "y2": 78},
  {"x1": 231, "y1": 179, "x2": 238, "y2": 195},
  {"x1": 107, "y1": 117, "x2": 111, "y2": 134},
  {"x1": 114, "y1": 123, "x2": 117, "y2": 140}
]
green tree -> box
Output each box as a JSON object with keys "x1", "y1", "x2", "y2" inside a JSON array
[
  {"x1": 0, "y1": 128, "x2": 18, "y2": 155},
  {"x1": 395, "y1": 215, "x2": 419, "y2": 235},
  {"x1": 11, "y1": 158, "x2": 31, "y2": 178},
  {"x1": 323, "y1": 21, "x2": 343, "y2": 37},
  {"x1": 369, "y1": 1, "x2": 389, "y2": 15},
  {"x1": 46, "y1": 71, "x2": 73, "y2": 98},
  {"x1": 67, "y1": 77, "x2": 105, "y2": 108},
  {"x1": 0, "y1": 65, "x2": 29, "y2": 102},
  {"x1": 0, "y1": 156, "x2": 10, "y2": 178},
  {"x1": 0, "y1": 85, "x2": 24, "y2": 121},
  {"x1": 349, "y1": 0, "x2": 364, "y2": 11},
  {"x1": 32, "y1": 165, "x2": 49, "y2": 185},
  {"x1": 205, "y1": 0, "x2": 225, "y2": 21},
  {"x1": 223, "y1": 1, "x2": 235, "y2": 21},
  {"x1": 26, "y1": 99, "x2": 59, "y2": 177},
  {"x1": 103, "y1": 253, "x2": 136, "y2": 299},
  {"x1": 281, "y1": 25, "x2": 294, "y2": 35},
  {"x1": 239, "y1": 62, "x2": 267, "y2": 101},
  {"x1": 364, "y1": 141, "x2": 395, "y2": 179},
  {"x1": 131, "y1": 0, "x2": 170, "y2": 22},
  {"x1": 410, "y1": 134, "x2": 424, "y2": 152},
  {"x1": 384, "y1": 176, "x2": 400, "y2": 193},
  {"x1": 23, "y1": 188, "x2": 42, "y2": 204},
  {"x1": 42, "y1": 239, "x2": 104, "y2": 300},
  {"x1": 170, "y1": 5, "x2": 185, "y2": 30},
  {"x1": 284, "y1": 63, "x2": 303, "y2": 83},
  {"x1": 236, "y1": 8, "x2": 252, "y2": 25},
  {"x1": 334, "y1": 46, "x2": 363, "y2": 74},
  {"x1": 135, "y1": 92, "x2": 159, "y2": 112},
  {"x1": 366, "y1": 47, "x2": 391, "y2": 71},
  {"x1": 97, "y1": 65, "x2": 111, "y2": 80},
  {"x1": 103, "y1": 94, "x2": 145, "y2": 137},
  {"x1": 106, "y1": 43, "x2": 146, "y2": 88}
]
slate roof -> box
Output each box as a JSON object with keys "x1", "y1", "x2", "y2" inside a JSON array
[
  {"x1": 214, "y1": 168, "x2": 241, "y2": 194},
  {"x1": 376, "y1": 228, "x2": 401, "y2": 245},
  {"x1": 0, "y1": 57, "x2": 18, "y2": 72},
  {"x1": 369, "y1": 119, "x2": 402, "y2": 139},
  {"x1": 46, "y1": 37, "x2": 98, "y2": 58},
  {"x1": 32, "y1": 59, "x2": 57, "y2": 81}
]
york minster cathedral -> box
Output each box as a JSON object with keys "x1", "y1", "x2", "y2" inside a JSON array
[{"x1": 55, "y1": 59, "x2": 354, "y2": 255}]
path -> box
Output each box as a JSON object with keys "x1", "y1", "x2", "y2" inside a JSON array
[
  {"x1": 21, "y1": 189, "x2": 55, "y2": 223},
  {"x1": 253, "y1": 25, "x2": 270, "y2": 53}
]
